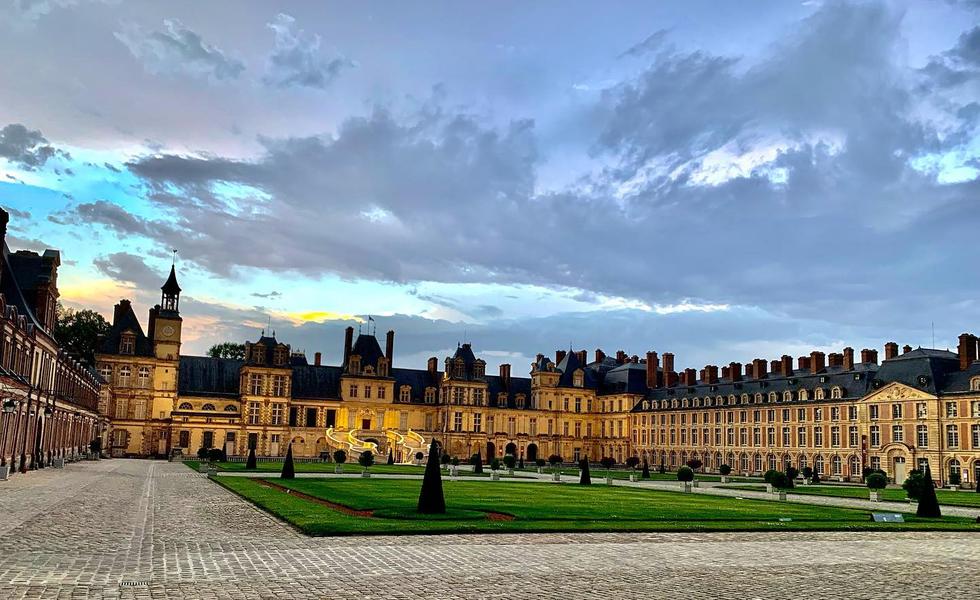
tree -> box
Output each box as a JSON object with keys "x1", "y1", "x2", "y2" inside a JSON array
[
  {"x1": 281, "y1": 444, "x2": 295, "y2": 479},
  {"x1": 440, "y1": 452, "x2": 451, "y2": 469},
  {"x1": 207, "y1": 342, "x2": 246, "y2": 360},
  {"x1": 471, "y1": 452, "x2": 484, "y2": 474},
  {"x1": 417, "y1": 439, "x2": 446, "y2": 514},
  {"x1": 415, "y1": 451, "x2": 424, "y2": 464},
  {"x1": 387, "y1": 449, "x2": 394, "y2": 465},
  {"x1": 245, "y1": 447, "x2": 257, "y2": 470},
  {"x1": 686, "y1": 458, "x2": 703, "y2": 471},
  {"x1": 600, "y1": 456, "x2": 616, "y2": 478},
  {"x1": 579, "y1": 458, "x2": 592, "y2": 485},
  {"x1": 764, "y1": 469, "x2": 781, "y2": 485},
  {"x1": 358, "y1": 450, "x2": 374, "y2": 471},
  {"x1": 916, "y1": 464, "x2": 941, "y2": 518},
  {"x1": 677, "y1": 466, "x2": 694, "y2": 482},
  {"x1": 719, "y1": 464, "x2": 732, "y2": 476},
  {"x1": 801, "y1": 466, "x2": 813, "y2": 480},
  {"x1": 490, "y1": 458, "x2": 501, "y2": 471},
  {"x1": 811, "y1": 469, "x2": 821, "y2": 484},
  {"x1": 866, "y1": 472, "x2": 888, "y2": 490},
  {"x1": 197, "y1": 447, "x2": 208, "y2": 460},
  {"x1": 785, "y1": 466, "x2": 799, "y2": 489},
  {"x1": 54, "y1": 304, "x2": 110, "y2": 365},
  {"x1": 903, "y1": 469, "x2": 926, "y2": 500},
  {"x1": 626, "y1": 456, "x2": 640, "y2": 472},
  {"x1": 450, "y1": 457, "x2": 459, "y2": 467},
  {"x1": 548, "y1": 454, "x2": 562, "y2": 472},
  {"x1": 535, "y1": 458, "x2": 546, "y2": 469},
  {"x1": 771, "y1": 472, "x2": 790, "y2": 490},
  {"x1": 503, "y1": 454, "x2": 517, "y2": 471},
  {"x1": 641, "y1": 459, "x2": 651, "y2": 479},
  {"x1": 658, "y1": 463, "x2": 666, "y2": 474}
]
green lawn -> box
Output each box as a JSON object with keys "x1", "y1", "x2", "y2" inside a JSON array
[
  {"x1": 520, "y1": 467, "x2": 764, "y2": 483},
  {"x1": 214, "y1": 476, "x2": 980, "y2": 536},
  {"x1": 184, "y1": 460, "x2": 536, "y2": 478},
  {"x1": 727, "y1": 483, "x2": 980, "y2": 508}
]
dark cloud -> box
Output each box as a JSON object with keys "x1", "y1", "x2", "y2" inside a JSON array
[
  {"x1": 93, "y1": 251, "x2": 164, "y2": 290},
  {"x1": 0, "y1": 123, "x2": 64, "y2": 168},
  {"x1": 251, "y1": 290, "x2": 282, "y2": 299},
  {"x1": 618, "y1": 29, "x2": 671, "y2": 59},
  {"x1": 263, "y1": 13, "x2": 354, "y2": 89},
  {"x1": 114, "y1": 19, "x2": 245, "y2": 81}
]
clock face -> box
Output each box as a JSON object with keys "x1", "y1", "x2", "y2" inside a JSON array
[{"x1": 161, "y1": 325, "x2": 176, "y2": 338}]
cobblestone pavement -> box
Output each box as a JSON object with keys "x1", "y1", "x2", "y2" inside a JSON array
[{"x1": 1, "y1": 460, "x2": 979, "y2": 599}]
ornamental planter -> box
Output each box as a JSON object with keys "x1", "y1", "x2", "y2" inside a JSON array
[
  {"x1": 693, "y1": 480, "x2": 700, "y2": 488},
  {"x1": 198, "y1": 463, "x2": 209, "y2": 473},
  {"x1": 681, "y1": 482, "x2": 693, "y2": 493},
  {"x1": 869, "y1": 491, "x2": 880, "y2": 502},
  {"x1": 334, "y1": 466, "x2": 344, "y2": 474},
  {"x1": 491, "y1": 471, "x2": 500, "y2": 481},
  {"x1": 605, "y1": 477, "x2": 614, "y2": 486},
  {"x1": 53, "y1": 458, "x2": 64, "y2": 469},
  {"x1": 766, "y1": 483, "x2": 774, "y2": 494},
  {"x1": 552, "y1": 472, "x2": 561, "y2": 482},
  {"x1": 361, "y1": 470, "x2": 371, "y2": 478},
  {"x1": 206, "y1": 467, "x2": 217, "y2": 478},
  {"x1": 537, "y1": 467, "x2": 544, "y2": 474},
  {"x1": 720, "y1": 476, "x2": 729, "y2": 483},
  {"x1": 629, "y1": 473, "x2": 637, "y2": 483},
  {"x1": 777, "y1": 491, "x2": 787, "y2": 501},
  {"x1": 802, "y1": 478, "x2": 811, "y2": 485},
  {"x1": 507, "y1": 469, "x2": 515, "y2": 476}
]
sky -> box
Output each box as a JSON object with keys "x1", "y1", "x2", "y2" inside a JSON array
[{"x1": 1, "y1": 0, "x2": 978, "y2": 374}]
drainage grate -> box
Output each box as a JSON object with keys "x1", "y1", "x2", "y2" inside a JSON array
[{"x1": 120, "y1": 581, "x2": 150, "y2": 587}]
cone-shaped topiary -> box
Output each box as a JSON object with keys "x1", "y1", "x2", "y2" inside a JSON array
[
  {"x1": 641, "y1": 459, "x2": 650, "y2": 479},
  {"x1": 471, "y1": 452, "x2": 483, "y2": 474},
  {"x1": 280, "y1": 443, "x2": 295, "y2": 479},
  {"x1": 417, "y1": 438, "x2": 446, "y2": 514},
  {"x1": 579, "y1": 458, "x2": 591, "y2": 485},
  {"x1": 518, "y1": 456, "x2": 525, "y2": 469},
  {"x1": 916, "y1": 464, "x2": 941, "y2": 518},
  {"x1": 245, "y1": 447, "x2": 257, "y2": 470},
  {"x1": 387, "y1": 449, "x2": 394, "y2": 465}
]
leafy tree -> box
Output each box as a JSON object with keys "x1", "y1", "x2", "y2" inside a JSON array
[
  {"x1": 548, "y1": 454, "x2": 562, "y2": 470},
  {"x1": 207, "y1": 342, "x2": 246, "y2": 360},
  {"x1": 764, "y1": 469, "x2": 781, "y2": 485},
  {"x1": 677, "y1": 466, "x2": 694, "y2": 482},
  {"x1": 771, "y1": 472, "x2": 790, "y2": 490},
  {"x1": 903, "y1": 469, "x2": 926, "y2": 500},
  {"x1": 417, "y1": 439, "x2": 446, "y2": 514},
  {"x1": 866, "y1": 472, "x2": 887, "y2": 490},
  {"x1": 686, "y1": 458, "x2": 703, "y2": 471},
  {"x1": 579, "y1": 458, "x2": 592, "y2": 485},
  {"x1": 801, "y1": 466, "x2": 813, "y2": 479},
  {"x1": 281, "y1": 444, "x2": 295, "y2": 479},
  {"x1": 916, "y1": 464, "x2": 941, "y2": 518},
  {"x1": 719, "y1": 464, "x2": 732, "y2": 476},
  {"x1": 534, "y1": 458, "x2": 546, "y2": 468},
  {"x1": 197, "y1": 447, "x2": 208, "y2": 460},
  {"x1": 490, "y1": 458, "x2": 501, "y2": 471},
  {"x1": 333, "y1": 449, "x2": 347, "y2": 465},
  {"x1": 600, "y1": 456, "x2": 616, "y2": 478},
  {"x1": 626, "y1": 456, "x2": 640, "y2": 471},
  {"x1": 245, "y1": 447, "x2": 257, "y2": 470},
  {"x1": 471, "y1": 453, "x2": 484, "y2": 474},
  {"x1": 54, "y1": 304, "x2": 110, "y2": 365},
  {"x1": 641, "y1": 459, "x2": 651, "y2": 479},
  {"x1": 503, "y1": 454, "x2": 517, "y2": 470},
  {"x1": 358, "y1": 450, "x2": 374, "y2": 470}
]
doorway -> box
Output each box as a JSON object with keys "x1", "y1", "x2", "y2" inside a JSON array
[
  {"x1": 361, "y1": 418, "x2": 371, "y2": 430},
  {"x1": 893, "y1": 456, "x2": 907, "y2": 483}
]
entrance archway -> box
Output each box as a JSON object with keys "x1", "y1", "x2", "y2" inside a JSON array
[
  {"x1": 505, "y1": 442, "x2": 517, "y2": 456},
  {"x1": 526, "y1": 443, "x2": 538, "y2": 462},
  {"x1": 486, "y1": 441, "x2": 496, "y2": 461}
]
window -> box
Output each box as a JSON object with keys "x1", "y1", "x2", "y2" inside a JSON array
[
  {"x1": 916, "y1": 424, "x2": 928, "y2": 447},
  {"x1": 946, "y1": 424, "x2": 959, "y2": 448},
  {"x1": 115, "y1": 398, "x2": 129, "y2": 419},
  {"x1": 178, "y1": 430, "x2": 190, "y2": 448},
  {"x1": 891, "y1": 403, "x2": 903, "y2": 419},
  {"x1": 799, "y1": 389, "x2": 809, "y2": 401},
  {"x1": 814, "y1": 388, "x2": 825, "y2": 400},
  {"x1": 224, "y1": 404, "x2": 237, "y2": 412},
  {"x1": 971, "y1": 377, "x2": 980, "y2": 392},
  {"x1": 306, "y1": 407, "x2": 318, "y2": 426},
  {"x1": 530, "y1": 418, "x2": 537, "y2": 436},
  {"x1": 574, "y1": 398, "x2": 581, "y2": 413},
  {"x1": 830, "y1": 426, "x2": 840, "y2": 447},
  {"x1": 767, "y1": 427, "x2": 775, "y2": 445},
  {"x1": 870, "y1": 425, "x2": 881, "y2": 447},
  {"x1": 270, "y1": 403, "x2": 284, "y2": 425},
  {"x1": 575, "y1": 422, "x2": 581, "y2": 438},
  {"x1": 814, "y1": 427, "x2": 824, "y2": 447},
  {"x1": 473, "y1": 389, "x2": 483, "y2": 405},
  {"x1": 473, "y1": 413, "x2": 482, "y2": 433},
  {"x1": 201, "y1": 403, "x2": 215, "y2": 411},
  {"x1": 249, "y1": 374, "x2": 263, "y2": 395},
  {"x1": 972, "y1": 401, "x2": 980, "y2": 418},
  {"x1": 349, "y1": 384, "x2": 358, "y2": 398},
  {"x1": 112, "y1": 429, "x2": 127, "y2": 447},
  {"x1": 831, "y1": 455, "x2": 842, "y2": 475},
  {"x1": 891, "y1": 424, "x2": 903, "y2": 443},
  {"x1": 425, "y1": 388, "x2": 436, "y2": 404},
  {"x1": 797, "y1": 427, "x2": 806, "y2": 447},
  {"x1": 273, "y1": 375, "x2": 286, "y2": 397},
  {"x1": 830, "y1": 387, "x2": 842, "y2": 399},
  {"x1": 870, "y1": 455, "x2": 881, "y2": 471},
  {"x1": 869, "y1": 405, "x2": 879, "y2": 420},
  {"x1": 945, "y1": 401, "x2": 958, "y2": 418},
  {"x1": 753, "y1": 428, "x2": 761, "y2": 446},
  {"x1": 119, "y1": 366, "x2": 131, "y2": 387},
  {"x1": 364, "y1": 385, "x2": 372, "y2": 399},
  {"x1": 137, "y1": 366, "x2": 151, "y2": 388},
  {"x1": 972, "y1": 424, "x2": 980, "y2": 449},
  {"x1": 120, "y1": 333, "x2": 135, "y2": 355},
  {"x1": 248, "y1": 402, "x2": 260, "y2": 425},
  {"x1": 453, "y1": 412, "x2": 463, "y2": 432},
  {"x1": 516, "y1": 394, "x2": 526, "y2": 409},
  {"x1": 399, "y1": 386, "x2": 411, "y2": 402},
  {"x1": 848, "y1": 406, "x2": 857, "y2": 420},
  {"x1": 814, "y1": 454, "x2": 825, "y2": 475},
  {"x1": 814, "y1": 407, "x2": 823, "y2": 421},
  {"x1": 916, "y1": 402, "x2": 927, "y2": 419},
  {"x1": 782, "y1": 427, "x2": 790, "y2": 447},
  {"x1": 830, "y1": 407, "x2": 840, "y2": 421},
  {"x1": 202, "y1": 431, "x2": 214, "y2": 449},
  {"x1": 453, "y1": 388, "x2": 465, "y2": 404},
  {"x1": 178, "y1": 402, "x2": 192, "y2": 410},
  {"x1": 100, "y1": 364, "x2": 112, "y2": 381},
  {"x1": 848, "y1": 425, "x2": 858, "y2": 447}
]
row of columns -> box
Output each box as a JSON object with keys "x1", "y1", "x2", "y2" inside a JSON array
[{"x1": 0, "y1": 389, "x2": 99, "y2": 474}]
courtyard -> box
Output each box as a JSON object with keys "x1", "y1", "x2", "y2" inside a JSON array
[{"x1": 0, "y1": 460, "x2": 979, "y2": 599}]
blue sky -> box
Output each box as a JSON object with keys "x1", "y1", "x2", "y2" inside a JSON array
[{"x1": 1, "y1": 0, "x2": 978, "y2": 372}]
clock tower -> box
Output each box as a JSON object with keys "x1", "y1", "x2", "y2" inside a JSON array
[{"x1": 153, "y1": 265, "x2": 183, "y2": 361}]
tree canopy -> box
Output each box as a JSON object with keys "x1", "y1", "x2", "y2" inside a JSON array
[
  {"x1": 207, "y1": 342, "x2": 246, "y2": 360},
  {"x1": 54, "y1": 304, "x2": 110, "y2": 365}
]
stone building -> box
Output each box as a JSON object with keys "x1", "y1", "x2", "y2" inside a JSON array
[{"x1": 0, "y1": 208, "x2": 105, "y2": 475}]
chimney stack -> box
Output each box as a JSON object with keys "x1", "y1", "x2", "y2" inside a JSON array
[
  {"x1": 343, "y1": 326, "x2": 354, "y2": 367},
  {"x1": 646, "y1": 351, "x2": 659, "y2": 389},
  {"x1": 314, "y1": 351, "x2": 322, "y2": 366},
  {"x1": 683, "y1": 368, "x2": 697, "y2": 386},
  {"x1": 745, "y1": 363, "x2": 755, "y2": 379},
  {"x1": 843, "y1": 347, "x2": 854, "y2": 371},
  {"x1": 500, "y1": 363, "x2": 511, "y2": 387},
  {"x1": 903, "y1": 344, "x2": 912, "y2": 354},
  {"x1": 959, "y1": 333, "x2": 978, "y2": 371},
  {"x1": 810, "y1": 351, "x2": 825, "y2": 374},
  {"x1": 884, "y1": 342, "x2": 899, "y2": 360},
  {"x1": 828, "y1": 353, "x2": 843, "y2": 368},
  {"x1": 770, "y1": 359, "x2": 781, "y2": 376},
  {"x1": 556, "y1": 350, "x2": 567, "y2": 365},
  {"x1": 704, "y1": 365, "x2": 719, "y2": 385},
  {"x1": 578, "y1": 350, "x2": 588, "y2": 365},
  {"x1": 752, "y1": 358, "x2": 768, "y2": 379},
  {"x1": 729, "y1": 362, "x2": 742, "y2": 382},
  {"x1": 427, "y1": 356, "x2": 438, "y2": 375},
  {"x1": 595, "y1": 348, "x2": 606, "y2": 364},
  {"x1": 798, "y1": 356, "x2": 811, "y2": 371},
  {"x1": 721, "y1": 365, "x2": 731, "y2": 380},
  {"x1": 616, "y1": 350, "x2": 627, "y2": 364},
  {"x1": 385, "y1": 330, "x2": 395, "y2": 363},
  {"x1": 781, "y1": 355, "x2": 794, "y2": 376}
]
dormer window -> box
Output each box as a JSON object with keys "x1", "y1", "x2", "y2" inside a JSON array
[
  {"x1": 252, "y1": 344, "x2": 265, "y2": 364},
  {"x1": 424, "y1": 387, "x2": 436, "y2": 404},
  {"x1": 378, "y1": 358, "x2": 389, "y2": 377},
  {"x1": 516, "y1": 394, "x2": 525, "y2": 408},
  {"x1": 399, "y1": 386, "x2": 411, "y2": 402},
  {"x1": 572, "y1": 369, "x2": 584, "y2": 387},
  {"x1": 971, "y1": 377, "x2": 980, "y2": 392},
  {"x1": 474, "y1": 360, "x2": 485, "y2": 379},
  {"x1": 120, "y1": 332, "x2": 135, "y2": 355},
  {"x1": 783, "y1": 391, "x2": 793, "y2": 402},
  {"x1": 799, "y1": 389, "x2": 809, "y2": 401},
  {"x1": 273, "y1": 347, "x2": 288, "y2": 366},
  {"x1": 363, "y1": 365, "x2": 375, "y2": 375},
  {"x1": 830, "y1": 386, "x2": 843, "y2": 399},
  {"x1": 814, "y1": 388, "x2": 826, "y2": 400},
  {"x1": 349, "y1": 356, "x2": 361, "y2": 374}
]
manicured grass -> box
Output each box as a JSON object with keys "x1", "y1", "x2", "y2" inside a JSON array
[
  {"x1": 184, "y1": 460, "x2": 535, "y2": 478},
  {"x1": 214, "y1": 476, "x2": 980, "y2": 536},
  {"x1": 727, "y1": 483, "x2": 980, "y2": 508}
]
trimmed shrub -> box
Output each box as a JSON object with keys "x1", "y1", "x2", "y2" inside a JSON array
[
  {"x1": 600, "y1": 457, "x2": 616, "y2": 471},
  {"x1": 414, "y1": 451, "x2": 424, "y2": 463},
  {"x1": 626, "y1": 456, "x2": 640, "y2": 471},
  {"x1": 207, "y1": 448, "x2": 223, "y2": 464},
  {"x1": 245, "y1": 447, "x2": 257, "y2": 470},
  {"x1": 333, "y1": 449, "x2": 347, "y2": 465},
  {"x1": 677, "y1": 466, "x2": 694, "y2": 482},
  {"x1": 719, "y1": 464, "x2": 732, "y2": 476},
  {"x1": 903, "y1": 469, "x2": 926, "y2": 499},
  {"x1": 658, "y1": 463, "x2": 666, "y2": 474},
  {"x1": 866, "y1": 472, "x2": 888, "y2": 490},
  {"x1": 686, "y1": 458, "x2": 703, "y2": 471},
  {"x1": 784, "y1": 466, "x2": 799, "y2": 489},
  {"x1": 916, "y1": 464, "x2": 941, "y2": 518},
  {"x1": 764, "y1": 469, "x2": 781, "y2": 485},
  {"x1": 387, "y1": 450, "x2": 394, "y2": 465},
  {"x1": 503, "y1": 454, "x2": 517, "y2": 470},
  {"x1": 811, "y1": 470, "x2": 821, "y2": 484},
  {"x1": 450, "y1": 457, "x2": 459, "y2": 467},
  {"x1": 490, "y1": 458, "x2": 501, "y2": 471},
  {"x1": 641, "y1": 460, "x2": 651, "y2": 479},
  {"x1": 280, "y1": 444, "x2": 295, "y2": 479},
  {"x1": 440, "y1": 453, "x2": 451, "y2": 467},
  {"x1": 579, "y1": 458, "x2": 591, "y2": 485},
  {"x1": 771, "y1": 472, "x2": 790, "y2": 490},
  {"x1": 548, "y1": 454, "x2": 562, "y2": 467},
  {"x1": 417, "y1": 439, "x2": 446, "y2": 514},
  {"x1": 535, "y1": 458, "x2": 546, "y2": 468},
  {"x1": 801, "y1": 466, "x2": 813, "y2": 479},
  {"x1": 358, "y1": 450, "x2": 374, "y2": 469},
  {"x1": 949, "y1": 470, "x2": 961, "y2": 486},
  {"x1": 197, "y1": 447, "x2": 208, "y2": 460},
  {"x1": 471, "y1": 453, "x2": 484, "y2": 474}
]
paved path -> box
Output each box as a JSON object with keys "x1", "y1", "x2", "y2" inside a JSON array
[{"x1": 1, "y1": 460, "x2": 979, "y2": 599}]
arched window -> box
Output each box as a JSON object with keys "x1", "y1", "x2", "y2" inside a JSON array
[
  {"x1": 768, "y1": 392, "x2": 778, "y2": 403},
  {"x1": 814, "y1": 454, "x2": 825, "y2": 475},
  {"x1": 572, "y1": 370, "x2": 584, "y2": 387},
  {"x1": 799, "y1": 389, "x2": 809, "y2": 401},
  {"x1": 971, "y1": 377, "x2": 980, "y2": 392},
  {"x1": 741, "y1": 394, "x2": 749, "y2": 404},
  {"x1": 224, "y1": 405, "x2": 237, "y2": 412},
  {"x1": 830, "y1": 386, "x2": 843, "y2": 399},
  {"x1": 424, "y1": 387, "x2": 436, "y2": 404},
  {"x1": 178, "y1": 402, "x2": 193, "y2": 410},
  {"x1": 201, "y1": 403, "x2": 216, "y2": 411},
  {"x1": 831, "y1": 455, "x2": 842, "y2": 475},
  {"x1": 783, "y1": 391, "x2": 793, "y2": 402},
  {"x1": 754, "y1": 393, "x2": 763, "y2": 404},
  {"x1": 814, "y1": 388, "x2": 826, "y2": 400},
  {"x1": 515, "y1": 394, "x2": 526, "y2": 408}
]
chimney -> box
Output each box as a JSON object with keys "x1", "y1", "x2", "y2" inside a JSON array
[
  {"x1": 699, "y1": 368, "x2": 706, "y2": 382},
  {"x1": 843, "y1": 347, "x2": 854, "y2": 371},
  {"x1": 705, "y1": 365, "x2": 719, "y2": 384},
  {"x1": 556, "y1": 350, "x2": 567, "y2": 364},
  {"x1": 646, "y1": 352, "x2": 659, "y2": 389},
  {"x1": 314, "y1": 351, "x2": 322, "y2": 366},
  {"x1": 343, "y1": 326, "x2": 354, "y2": 367},
  {"x1": 810, "y1": 351, "x2": 825, "y2": 374},
  {"x1": 385, "y1": 330, "x2": 395, "y2": 364},
  {"x1": 0, "y1": 208, "x2": 8, "y2": 241},
  {"x1": 798, "y1": 356, "x2": 811, "y2": 371},
  {"x1": 770, "y1": 359, "x2": 781, "y2": 376},
  {"x1": 729, "y1": 361, "x2": 742, "y2": 382},
  {"x1": 745, "y1": 363, "x2": 755, "y2": 379},
  {"x1": 721, "y1": 365, "x2": 731, "y2": 380},
  {"x1": 828, "y1": 353, "x2": 843, "y2": 368},
  {"x1": 147, "y1": 305, "x2": 159, "y2": 341},
  {"x1": 781, "y1": 355, "x2": 794, "y2": 376},
  {"x1": 595, "y1": 348, "x2": 606, "y2": 364},
  {"x1": 902, "y1": 344, "x2": 912, "y2": 354},
  {"x1": 631, "y1": 355, "x2": 639, "y2": 364},
  {"x1": 500, "y1": 363, "x2": 511, "y2": 387},
  {"x1": 113, "y1": 299, "x2": 131, "y2": 326},
  {"x1": 959, "y1": 333, "x2": 978, "y2": 371},
  {"x1": 684, "y1": 368, "x2": 697, "y2": 386},
  {"x1": 884, "y1": 342, "x2": 898, "y2": 361},
  {"x1": 578, "y1": 350, "x2": 588, "y2": 365},
  {"x1": 666, "y1": 370, "x2": 678, "y2": 387},
  {"x1": 753, "y1": 358, "x2": 768, "y2": 379},
  {"x1": 663, "y1": 352, "x2": 674, "y2": 375},
  {"x1": 428, "y1": 356, "x2": 438, "y2": 375},
  {"x1": 616, "y1": 350, "x2": 627, "y2": 364}
]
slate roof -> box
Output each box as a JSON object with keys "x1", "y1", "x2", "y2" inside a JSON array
[
  {"x1": 1, "y1": 244, "x2": 48, "y2": 333},
  {"x1": 178, "y1": 356, "x2": 242, "y2": 398},
  {"x1": 350, "y1": 333, "x2": 385, "y2": 369},
  {"x1": 391, "y1": 367, "x2": 442, "y2": 403},
  {"x1": 292, "y1": 365, "x2": 342, "y2": 399},
  {"x1": 161, "y1": 265, "x2": 182, "y2": 295},
  {"x1": 555, "y1": 350, "x2": 599, "y2": 389},
  {"x1": 100, "y1": 300, "x2": 154, "y2": 357},
  {"x1": 487, "y1": 374, "x2": 533, "y2": 408},
  {"x1": 600, "y1": 362, "x2": 649, "y2": 395}
]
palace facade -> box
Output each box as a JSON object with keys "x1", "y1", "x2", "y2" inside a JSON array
[
  {"x1": 0, "y1": 209, "x2": 106, "y2": 476},
  {"x1": 97, "y1": 267, "x2": 980, "y2": 487}
]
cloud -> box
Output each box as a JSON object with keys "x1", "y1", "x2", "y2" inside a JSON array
[
  {"x1": 263, "y1": 13, "x2": 354, "y2": 89},
  {"x1": 0, "y1": 123, "x2": 64, "y2": 168},
  {"x1": 114, "y1": 19, "x2": 245, "y2": 81},
  {"x1": 92, "y1": 251, "x2": 165, "y2": 290},
  {"x1": 618, "y1": 29, "x2": 672, "y2": 59},
  {"x1": 251, "y1": 290, "x2": 282, "y2": 299}
]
